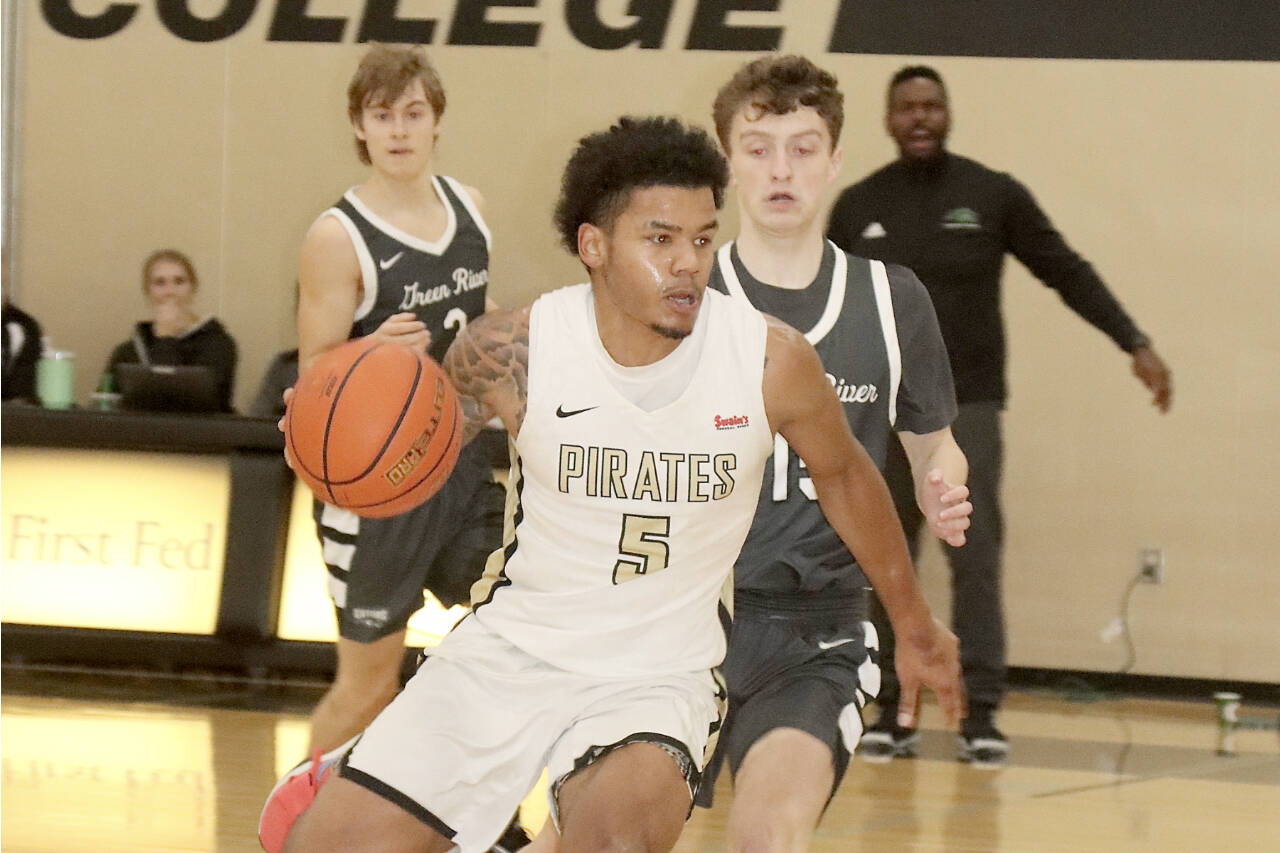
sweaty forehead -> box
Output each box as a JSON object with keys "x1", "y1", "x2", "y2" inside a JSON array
[{"x1": 618, "y1": 185, "x2": 717, "y2": 226}]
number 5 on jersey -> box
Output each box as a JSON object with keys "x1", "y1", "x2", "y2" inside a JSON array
[{"x1": 613, "y1": 514, "x2": 671, "y2": 584}]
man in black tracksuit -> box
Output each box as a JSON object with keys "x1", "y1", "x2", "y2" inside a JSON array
[{"x1": 827, "y1": 65, "x2": 1173, "y2": 767}]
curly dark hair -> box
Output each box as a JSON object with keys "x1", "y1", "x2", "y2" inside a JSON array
[
  {"x1": 712, "y1": 55, "x2": 843, "y2": 152},
  {"x1": 553, "y1": 116, "x2": 729, "y2": 255}
]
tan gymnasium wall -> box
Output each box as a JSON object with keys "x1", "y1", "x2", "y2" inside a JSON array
[{"x1": 9, "y1": 3, "x2": 1279, "y2": 684}]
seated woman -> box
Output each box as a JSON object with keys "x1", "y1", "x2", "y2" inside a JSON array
[{"x1": 107, "y1": 249, "x2": 238, "y2": 412}]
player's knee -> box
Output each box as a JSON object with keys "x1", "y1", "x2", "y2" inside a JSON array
[
  {"x1": 727, "y1": 797, "x2": 813, "y2": 853},
  {"x1": 285, "y1": 778, "x2": 427, "y2": 853},
  {"x1": 282, "y1": 797, "x2": 348, "y2": 853},
  {"x1": 727, "y1": 822, "x2": 791, "y2": 853},
  {"x1": 333, "y1": 640, "x2": 404, "y2": 688},
  {"x1": 561, "y1": 799, "x2": 684, "y2": 853},
  {"x1": 562, "y1": 825, "x2": 669, "y2": 853},
  {"x1": 325, "y1": 669, "x2": 399, "y2": 717}
]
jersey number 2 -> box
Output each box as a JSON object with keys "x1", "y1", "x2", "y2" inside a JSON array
[
  {"x1": 613, "y1": 514, "x2": 671, "y2": 584},
  {"x1": 444, "y1": 307, "x2": 468, "y2": 333}
]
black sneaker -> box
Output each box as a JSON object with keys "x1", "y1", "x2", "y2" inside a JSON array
[
  {"x1": 858, "y1": 718, "x2": 920, "y2": 764},
  {"x1": 958, "y1": 720, "x2": 1009, "y2": 769},
  {"x1": 490, "y1": 818, "x2": 533, "y2": 852}
]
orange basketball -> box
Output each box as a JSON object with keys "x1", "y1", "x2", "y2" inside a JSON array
[{"x1": 285, "y1": 338, "x2": 464, "y2": 519}]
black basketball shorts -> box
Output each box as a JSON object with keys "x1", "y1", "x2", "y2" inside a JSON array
[
  {"x1": 312, "y1": 442, "x2": 505, "y2": 643},
  {"x1": 696, "y1": 607, "x2": 880, "y2": 807}
]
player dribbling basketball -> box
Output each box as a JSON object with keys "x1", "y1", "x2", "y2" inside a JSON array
[{"x1": 270, "y1": 115, "x2": 963, "y2": 853}]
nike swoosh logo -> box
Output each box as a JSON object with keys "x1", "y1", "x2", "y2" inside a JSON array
[
  {"x1": 379, "y1": 252, "x2": 405, "y2": 270},
  {"x1": 555, "y1": 405, "x2": 599, "y2": 418},
  {"x1": 817, "y1": 637, "x2": 857, "y2": 650}
]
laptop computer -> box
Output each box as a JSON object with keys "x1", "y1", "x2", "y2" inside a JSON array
[{"x1": 115, "y1": 363, "x2": 223, "y2": 413}]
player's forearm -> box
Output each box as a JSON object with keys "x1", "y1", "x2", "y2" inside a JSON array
[
  {"x1": 440, "y1": 310, "x2": 527, "y2": 444},
  {"x1": 903, "y1": 430, "x2": 967, "y2": 510},
  {"x1": 451, "y1": 386, "x2": 491, "y2": 448},
  {"x1": 858, "y1": 554, "x2": 935, "y2": 646},
  {"x1": 297, "y1": 297, "x2": 357, "y2": 370},
  {"x1": 810, "y1": 466, "x2": 934, "y2": 638}
]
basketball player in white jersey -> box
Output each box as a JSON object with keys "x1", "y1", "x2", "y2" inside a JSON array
[
  {"x1": 518, "y1": 58, "x2": 973, "y2": 853},
  {"x1": 274, "y1": 44, "x2": 525, "y2": 853},
  {"x1": 271, "y1": 116, "x2": 962, "y2": 853},
  {"x1": 695, "y1": 56, "x2": 971, "y2": 851}
]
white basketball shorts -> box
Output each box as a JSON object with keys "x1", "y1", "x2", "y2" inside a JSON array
[{"x1": 341, "y1": 615, "x2": 723, "y2": 853}]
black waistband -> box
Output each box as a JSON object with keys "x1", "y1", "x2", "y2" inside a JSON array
[{"x1": 734, "y1": 587, "x2": 866, "y2": 617}]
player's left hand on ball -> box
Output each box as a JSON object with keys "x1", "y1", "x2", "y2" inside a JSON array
[
  {"x1": 372, "y1": 312, "x2": 431, "y2": 353},
  {"x1": 278, "y1": 386, "x2": 296, "y2": 470},
  {"x1": 921, "y1": 469, "x2": 971, "y2": 547}
]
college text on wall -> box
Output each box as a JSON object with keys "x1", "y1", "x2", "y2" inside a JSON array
[{"x1": 37, "y1": 0, "x2": 1279, "y2": 61}]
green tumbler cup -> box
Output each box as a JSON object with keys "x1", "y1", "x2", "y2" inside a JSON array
[{"x1": 36, "y1": 351, "x2": 75, "y2": 409}]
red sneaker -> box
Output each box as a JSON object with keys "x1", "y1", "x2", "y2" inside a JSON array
[{"x1": 258, "y1": 736, "x2": 357, "y2": 853}]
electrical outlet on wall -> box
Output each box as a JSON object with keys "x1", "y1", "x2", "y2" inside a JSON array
[{"x1": 1139, "y1": 547, "x2": 1164, "y2": 583}]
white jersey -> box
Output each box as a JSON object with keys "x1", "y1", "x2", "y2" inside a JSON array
[{"x1": 469, "y1": 284, "x2": 772, "y2": 678}]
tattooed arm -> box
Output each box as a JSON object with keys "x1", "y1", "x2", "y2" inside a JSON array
[{"x1": 442, "y1": 304, "x2": 531, "y2": 444}]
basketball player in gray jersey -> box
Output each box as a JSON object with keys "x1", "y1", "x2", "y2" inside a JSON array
[
  {"x1": 280, "y1": 46, "x2": 520, "y2": 850},
  {"x1": 697, "y1": 56, "x2": 973, "y2": 851}
]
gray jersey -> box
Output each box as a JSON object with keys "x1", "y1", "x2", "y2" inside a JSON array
[
  {"x1": 310, "y1": 176, "x2": 497, "y2": 640},
  {"x1": 322, "y1": 175, "x2": 490, "y2": 363},
  {"x1": 710, "y1": 241, "x2": 956, "y2": 595}
]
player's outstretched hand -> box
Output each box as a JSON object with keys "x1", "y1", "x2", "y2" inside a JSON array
[
  {"x1": 894, "y1": 617, "x2": 965, "y2": 729},
  {"x1": 372, "y1": 312, "x2": 431, "y2": 354},
  {"x1": 920, "y1": 469, "x2": 971, "y2": 547}
]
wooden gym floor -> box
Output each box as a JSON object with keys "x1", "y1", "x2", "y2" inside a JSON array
[{"x1": 1, "y1": 665, "x2": 1276, "y2": 852}]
